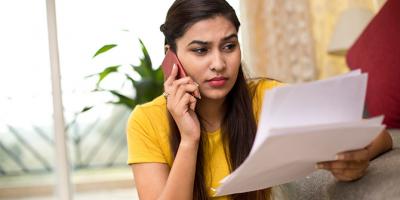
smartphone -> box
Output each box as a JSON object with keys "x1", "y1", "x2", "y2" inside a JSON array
[{"x1": 161, "y1": 49, "x2": 187, "y2": 80}]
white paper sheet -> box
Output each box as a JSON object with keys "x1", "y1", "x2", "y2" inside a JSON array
[
  {"x1": 215, "y1": 70, "x2": 384, "y2": 196},
  {"x1": 253, "y1": 70, "x2": 367, "y2": 151}
]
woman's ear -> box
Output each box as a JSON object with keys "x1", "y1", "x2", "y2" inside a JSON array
[{"x1": 164, "y1": 45, "x2": 170, "y2": 54}]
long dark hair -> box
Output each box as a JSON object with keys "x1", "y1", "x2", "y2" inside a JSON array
[{"x1": 160, "y1": 0, "x2": 271, "y2": 199}]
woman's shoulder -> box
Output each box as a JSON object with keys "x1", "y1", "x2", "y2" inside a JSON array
[
  {"x1": 126, "y1": 95, "x2": 172, "y2": 165},
  {"x1": 127, "y1": 95, "x2": 168, "y2": 129},
  {"x1": 132, "y1": 94, "x2": 166, "y2": 112},
  {"x1": 247, "y1": 78, "x2": 286, "y2": 122},
  {"x1": 247, "y1": 77, "x2": 285, "y2": 95}
]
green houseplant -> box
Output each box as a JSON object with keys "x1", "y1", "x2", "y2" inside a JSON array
[
  {"x1": 56, "y1": 38, "x2": 165, "y2": 169},
  {"x1": 84, "y1": 38, "x2": 164, "y2": 112}
]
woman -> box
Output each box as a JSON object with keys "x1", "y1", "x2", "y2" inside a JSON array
[{"x1": 126, "y1": 0, "x2": 393, "y2": 199}]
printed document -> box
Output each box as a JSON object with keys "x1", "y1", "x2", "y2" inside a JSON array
[{"x1": 215, "y1": 70, "x2": 385, "y2": 196}]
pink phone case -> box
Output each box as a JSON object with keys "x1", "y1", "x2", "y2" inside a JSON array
[{"x1": 161, "y1": 50, "x2": 187, "y2": 80}]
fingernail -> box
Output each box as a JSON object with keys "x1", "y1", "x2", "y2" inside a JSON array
[{"x1": 193, "y1": 82, "x2": 201, "y2": 99}]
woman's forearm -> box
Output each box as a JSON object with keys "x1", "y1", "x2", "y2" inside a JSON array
[
  {"x1": 367, "y1": 129, "x2": 393, "y2": 160},
  {"x1": 158, "y1": 139, "x2": 199, "y2": 200}
]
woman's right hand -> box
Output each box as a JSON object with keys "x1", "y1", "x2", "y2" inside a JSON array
[{"x1": 164, "y1": 64, "x2": 202, "y2": 144}]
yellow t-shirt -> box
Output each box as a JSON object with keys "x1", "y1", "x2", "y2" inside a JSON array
[{"x1": 126, "y1": 79, "x2": 283, "y2": 199}]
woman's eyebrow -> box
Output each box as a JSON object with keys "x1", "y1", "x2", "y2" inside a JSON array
[
  {"x1": 187, "y1": 40, "x2": 209, "y2": 46},
  {"x1": 187, "y1": 33, "x2": 238, "y2": 47},
  {"x1": 221, "y1": 33, "x2": 238, "y2": 41}
]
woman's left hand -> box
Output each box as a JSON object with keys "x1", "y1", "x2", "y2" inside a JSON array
[{"x1": 316, "y1": 148, "x2": 370, "y2": 181}]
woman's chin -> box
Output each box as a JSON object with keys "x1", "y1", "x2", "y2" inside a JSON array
[{"x1": 201, "y1": 90, "x2": 230, "y2": 101}]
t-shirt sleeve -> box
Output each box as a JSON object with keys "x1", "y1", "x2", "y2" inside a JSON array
[
  {"x1": 252, "y1": 79, "x2": 287, "y2": 122},
  {"x1": 257, "y1": 79, "x2": 285, "y2": 96},
  {"x1": 126, "y1": 105, "x2": 167, "y2": 164}
]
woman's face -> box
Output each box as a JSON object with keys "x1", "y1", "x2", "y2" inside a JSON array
[{"x1": 175, "y1": 15, "x2": 241, "y2": 101}]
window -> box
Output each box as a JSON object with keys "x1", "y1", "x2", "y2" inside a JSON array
[{"x1": 0, "y1": 1, "x2": 240, "y2": 199}]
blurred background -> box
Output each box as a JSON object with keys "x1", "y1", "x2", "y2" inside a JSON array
[{"x1": 0, "y1": 0, "x2": 388, "y2": 199}]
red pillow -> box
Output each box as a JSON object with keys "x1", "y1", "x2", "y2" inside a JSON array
[{"x1": 346, "y1": 0, "x2": 400, "y2": 128}]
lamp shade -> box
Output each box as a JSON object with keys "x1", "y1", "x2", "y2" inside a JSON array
[{"x1": 328, "y1": 7, "x2": 374, "y2": 55}]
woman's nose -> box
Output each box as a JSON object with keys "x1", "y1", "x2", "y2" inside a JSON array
[{"x1": 209, "y1": 51, "x2": 226, "y2": 72}]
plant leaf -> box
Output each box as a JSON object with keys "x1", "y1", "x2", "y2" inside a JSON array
[
  {"x1": 154, "y1": 66, "x2": 165, "y2": 84},
  {"x1": 93, "y1": 44, "x2": 117, "y2": 58},
  {"x1": 96, "y1": 65, "x2": 120, "y2": 87},
  {"x1": 80, "y1": 106, "x2": 94, "y2": 113},
  {"x1": 139, "y1": 39, "x2": 152, "y2": 69},
  {"x1": 107, "y1": 90, "x2": 136, "y2": 109},
  {"x1": 84, "y1": 73, "x2": 97, "y2": 79},
  {"x1": 131, "y1": 64, "x2": 151, "y2": 78},
  {"x1": 125, "y1": 74, "x2": 137, "y2": 89}
]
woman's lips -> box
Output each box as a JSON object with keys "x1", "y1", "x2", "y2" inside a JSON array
[{"x1": 207, "y1": 77, "x2": 227, "y2": 87}]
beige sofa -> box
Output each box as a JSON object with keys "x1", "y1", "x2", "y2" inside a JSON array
[{"x1": 281, "y1": 129, "x2": 400, "y2": 200}]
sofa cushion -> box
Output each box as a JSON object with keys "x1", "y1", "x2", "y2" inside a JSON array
[{"x1": 346, "y1": 0, "x2": 400, "y2": 128}]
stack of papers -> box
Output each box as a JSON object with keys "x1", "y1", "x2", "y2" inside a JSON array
[{"x1": 215, "y1": 70, "x2": 385, "y2": 196}]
